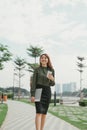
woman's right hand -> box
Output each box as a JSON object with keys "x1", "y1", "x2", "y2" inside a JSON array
[{"x1": 31, "y1": 96, "x2": 35, "y2": 102}]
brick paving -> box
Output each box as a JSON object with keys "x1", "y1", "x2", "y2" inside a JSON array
[{"x1": 0, "y1": 100, "x2": 79, "y2": 130}]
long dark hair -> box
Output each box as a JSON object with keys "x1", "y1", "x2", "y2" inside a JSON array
[{"x1": 39, "y1": 53, "x2": 53, "y2": 69}]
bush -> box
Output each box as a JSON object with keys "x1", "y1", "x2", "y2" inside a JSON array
[
  {"x1": 50, "y1": 99, "x2": 59, "y2": 103},
  {"x1": 7, "y1": 93, "x2": 13, "y2": 99},
  {"x1": 79, "y1": 100, "x2": 87, "y2": 106}
]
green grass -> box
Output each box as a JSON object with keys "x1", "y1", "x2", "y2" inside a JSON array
[
  {"x1": 48, "y1": 104, "x2": 87, "y2": 130},
  {"x1": 0, "y1": 103, "x2": 8, "y2": 127}
]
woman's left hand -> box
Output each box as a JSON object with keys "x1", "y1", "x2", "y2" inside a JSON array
[{"x1": 47, "y1": 74, "x2": 54, "y2": 81}]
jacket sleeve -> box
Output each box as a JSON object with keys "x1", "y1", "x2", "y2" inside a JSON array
[
  {"x1": 49, "y1": 69, "x2": 55, "y2": 86},
  {"x1": 30, "y1": 69, "x2": 37, "y2": 97}
]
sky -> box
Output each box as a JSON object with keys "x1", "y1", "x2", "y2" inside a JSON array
[{"x1": 0, "y1": 0, "x2": 87, "y2": 92}]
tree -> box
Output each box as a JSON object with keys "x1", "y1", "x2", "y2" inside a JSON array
[
  {"x1": 26, "y1": 63, "x2": 39, "y2": 73},
  {"x1": 26, "y1": 45, "x2": 44, "y2": 73},
  {"x1": 14, "y1": 57, "x2": 26, "y2": 99},
  {"x1": 26, "y1": 45, "x2": 44, "y2": 63},
  {"x1": 26, "y1": 45, "x2": 44, "y2": 89},
  {"x1": 0, "y1": 43, "x2": 12, "y2": 70}
]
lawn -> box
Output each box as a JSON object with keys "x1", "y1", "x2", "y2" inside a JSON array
[
  {"x1": 0, "y1": 103, "x2": 8, "y2": 127},
  {"x1": 48, "y1": 104, "x2": 87, "y2": 130}
]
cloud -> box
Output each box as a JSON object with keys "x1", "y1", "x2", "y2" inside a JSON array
[
  {"x1": 0, "y1": 0, "x2": 86, "y2": 46},
  {"x1": 49, "y1": 0, "x2": 78, "y2": 8},
  {"x1": 0, "y1": 0, "x2": 68, "y2": 44},
  {"x1": 60, "y1": 23, "x2": 87, "y2": 42}
]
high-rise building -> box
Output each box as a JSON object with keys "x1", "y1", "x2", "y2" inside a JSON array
[
  {"x1": 62, "y1": 82, "x2": 76, "y2": 93},
  {"x1": 55, "y1": 83, "x2": 61, "y2": 94}
]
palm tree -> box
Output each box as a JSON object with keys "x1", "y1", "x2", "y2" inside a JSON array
[
  {"x1": 26, "y1": 45, "x2": 44, "y2": 63},
  {"x1": 14, "y1": 57, "x2": 25, "y2": 99},
  {"x1": 26, "y1": 63, "x2": 39, "y2": 73},
  {"x1": 26, "y1": 45, "x2": 44, "y2": 89},
  {"x1": 0, "y1": 43, "x2": 12, "y2": 70}
]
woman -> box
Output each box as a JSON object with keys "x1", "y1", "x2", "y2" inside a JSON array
[{"x1": 31, "y1": 53, "x2": 55, "y2": 130}]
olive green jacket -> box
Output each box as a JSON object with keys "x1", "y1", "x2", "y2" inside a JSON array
[{"x1": 31, "y1": 66, "x2": 55, "y2": 96}]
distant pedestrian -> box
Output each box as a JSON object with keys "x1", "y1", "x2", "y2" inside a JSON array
[{"x1": 31, "y1": 53, "x2": 55, "y2": 130}]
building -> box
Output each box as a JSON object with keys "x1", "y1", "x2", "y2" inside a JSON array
[
  {"x1": 62, "y1": 82, "x2": 76, "y2": 93},
  {"x1": 55, "y1": 83, "x2": 61, "y2": 94}
]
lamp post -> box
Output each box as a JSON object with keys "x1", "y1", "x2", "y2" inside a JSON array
[
  {"x1": 12, "y1": 69, "x2": 15, "y2": 100},
  {"x1": 13, "y1": 79, "x2": 14, "y2": 100},
  {"x1": 77, "y1": 56, "x2": 85, "y2": 100},
  {"x1": 54, "y1": 91, "x2": 56, "y2": 106},
  {"x1": 13, "y1": 69, "x2": 17, "y2": 100},
  {"x1": 54, "y1": 85, "x2": 56, "y2": 106}
]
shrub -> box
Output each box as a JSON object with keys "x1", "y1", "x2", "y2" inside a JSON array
[
  {"x1": 7, "y1": 93, "x2": 13, "y2": 99},
  {"x1": 79, "y1": 99, "x2": 87, "y2": 106},
  {"x1": 50, "y1": 99, "x2": 59, "y2": 103}
]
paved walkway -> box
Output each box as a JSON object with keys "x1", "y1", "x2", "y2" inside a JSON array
[{"x1": 0, "y1": 100, "x2": 79, "y2": 130}]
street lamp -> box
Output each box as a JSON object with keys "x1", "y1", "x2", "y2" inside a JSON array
[
  {"x1": 54, "y1": 91, "x2": 56, "y2": 106},
  {"x1": 13, "y1": 69, "x2": 17, "y2": 100},
  {"x1": 54, "y1": 84, "x2": 57, "y2": 106},
  {"x1": 77, "y1": 56, "x2": 85, "y2": 100}
]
